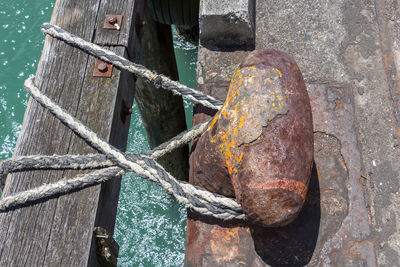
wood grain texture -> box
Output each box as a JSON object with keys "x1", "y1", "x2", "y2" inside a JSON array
[
  {"x1": 94, "y1": 0, "x2": 137, "y2": 46},
  {"x1": 0, "y1": 0, "x2": 137, "y2": 265},
  {"x1": 134, "y1": 7, "x2": 189, "y2": 181}
]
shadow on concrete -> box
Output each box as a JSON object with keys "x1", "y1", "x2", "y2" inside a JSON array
[
  {"x1": 200, "y1": 41, "x2": 256, "y2": 52},
  {"x1": 251, "y1": 162, "x2": 320, "y2": 266}
]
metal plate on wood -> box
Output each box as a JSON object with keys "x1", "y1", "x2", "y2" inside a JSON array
[
  {"x1": 93, "y1": 60, "x2": 113, "y2": 77},
  {"x1": 103, "y1": 15, "x2": 123, "y2": 30}
]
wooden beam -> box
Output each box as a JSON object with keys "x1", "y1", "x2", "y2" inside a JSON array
[
  {"x1": 0, "y1": 0, "x2": 141, "y2": 265},
  {"x1": 134, "y1": 7, "x2": 189, "y2": 181}
]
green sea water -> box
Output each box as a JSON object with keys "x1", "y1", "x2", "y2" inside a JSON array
[{"x1": 0, "y1": 1, "x2": 197, "y2": 266}]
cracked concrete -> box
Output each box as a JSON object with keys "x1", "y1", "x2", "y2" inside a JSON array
[{"x1": 189, "y1": 0, "x2": 400, "y2": 265}]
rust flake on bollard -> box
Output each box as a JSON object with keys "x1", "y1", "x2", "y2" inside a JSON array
[
  {"x1": 191, "y1": 49, "x2": 313, "y2": 227},
  {"x1": 206, "y1": 65, "x2": 289, "y2": 195}
]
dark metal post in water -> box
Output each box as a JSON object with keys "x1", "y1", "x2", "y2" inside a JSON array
[{"x1": 134, "y1": 7, "x2": 189, "y2": 181}]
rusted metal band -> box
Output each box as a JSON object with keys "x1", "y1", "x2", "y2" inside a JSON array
[{"x1": 246, "y1": 179, "x2": 308, "y2": 201}]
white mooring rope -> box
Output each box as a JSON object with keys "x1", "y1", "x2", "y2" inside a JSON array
[
  {"x1": 41, "y1": 23, "x2": 223, "y2": 111},
  {"x1": 0, "y1": 121, "x2": 209, "y2": 177},
  {"x1": 0, "y1": 24, "x2": 246, "y2": 221}
]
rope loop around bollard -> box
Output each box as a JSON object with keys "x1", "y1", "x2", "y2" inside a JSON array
[
  {"x1": 0, "y1": 76, "x2": 244, "y2": 220},
  {"x1": 0, "y1": 23, "x2": 245, "y2": 220}
]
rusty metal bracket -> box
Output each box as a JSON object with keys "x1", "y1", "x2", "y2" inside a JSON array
[
  {"x1": 94, "y1": 227, "x2": 119, "y2": 267},
  {"x1": 93, "y1": 60, "x2": 113, "y2": 77},
  {"x1": 120, "y1": 99, "x2": 132, "y2": 124},
  {"x1": 103, "y1": 15, "x2": 123, "y2": 30}
]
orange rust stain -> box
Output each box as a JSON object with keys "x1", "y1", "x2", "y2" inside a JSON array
[
  {"x1": 234, "y1": 152, "x2": 244, "y2": 163},
  {"x1": 210, "y1": 227, "x2": 240, "y2": 262},
  {"x1": 208, "y1": 110, "x2": 220, "y2": 130},
  {"x1": 225, "y1": 149, "x2": 232, "y2": 160},
  {"x1": 246, "y1": 179, "x2": 308, "y2": 200},
  {"x1": 225, "y1": 159, "x2": 233, "y2": 173},
  {"x1": 238, "y1": 116, "x2": 246, "y2": 127},
  {"x1": 228, "y1": 140, "x2": 236, "y2": 148},
  {"x1": 210, "y1": 65, "x2": 272, "y2": 184},
  {"x1": 274, "y1": 68, "x2": 283, "y2": 78},
  {"x1": 218, "y1": 143, "x2": 225, "y2": 153},
  {"x1": 220, "y1": 134, "x2": 228, "y2": 142}
]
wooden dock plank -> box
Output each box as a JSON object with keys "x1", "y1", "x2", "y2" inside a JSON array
[
  {"x1": 94, "y1": 0, "x2": 138, "y2": 46},
  {"x1": 0, "y1": 0, "x2": 138, "y2": 265}
]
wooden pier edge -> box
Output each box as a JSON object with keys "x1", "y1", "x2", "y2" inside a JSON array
[{"x1": 0, "y1": 0, "x2": 144, "y2": 265}]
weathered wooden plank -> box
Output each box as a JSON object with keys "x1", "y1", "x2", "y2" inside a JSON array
[
  {"x1": 94, "y1": 0, "x2": 137, "y2": 46},
  {"x1": 0, "y1": 0, "x2": 138, "y2": 265},
  {"x1": 41, "y1": 47, "x2": 134, "y2": 267},
  {"x1": 0, "y1": 0, "x2": 101, "y2": 264}
]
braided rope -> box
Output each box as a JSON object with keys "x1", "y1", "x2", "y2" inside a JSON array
[
  {"x1": 41, "y1": 23, "x2": 223, "y2": 110},
  {"x1": 0, "y1": 167, "x2": 124, "y2": 212},
  {"x1": 0, "y1": 121, "x2": 209, "y2": 177},
  {"x1": 0, "y1": 77, "x2": 244, "y2": 220}
]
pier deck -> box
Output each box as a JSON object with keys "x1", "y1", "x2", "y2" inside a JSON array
[
  {"x1": 1, "y1": 0, "x2": 399, "y2": 266},
  {"x1": 190, "y1": 0, "x2": 400, "y2": 265}
]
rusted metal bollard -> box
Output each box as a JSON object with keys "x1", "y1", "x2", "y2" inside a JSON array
[
  {"x1": 190, "y1": 49, "x2": 313, "y2": 226},
  {"x1": 185, "y1": 49, "x2": 314, "y2": 265}
]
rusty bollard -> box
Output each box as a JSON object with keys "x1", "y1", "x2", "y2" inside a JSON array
[{"x1": 190, "y1": 50, "x2": 313, "y2": 226}]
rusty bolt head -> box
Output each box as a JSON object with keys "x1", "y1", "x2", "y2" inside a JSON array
[
  {"x1": 108, "y1": 16, "x2": 117, "y2": 25},
  {"x1": 104, "y1": 247, "x2": 111, "y2": 259},
  {"x1": 97, "y1": 63, "x2": 108, "y2": 73},
  {"x1": 122, "y1": 107, "x2": 132, "y2": 115},
  {"x1": 120, "y1": 105, "x2": 133, "y2": 124}
]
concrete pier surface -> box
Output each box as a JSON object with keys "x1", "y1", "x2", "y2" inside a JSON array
[{"x1": 190, "y1": 0, "x2": 400, "y2": 265}]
